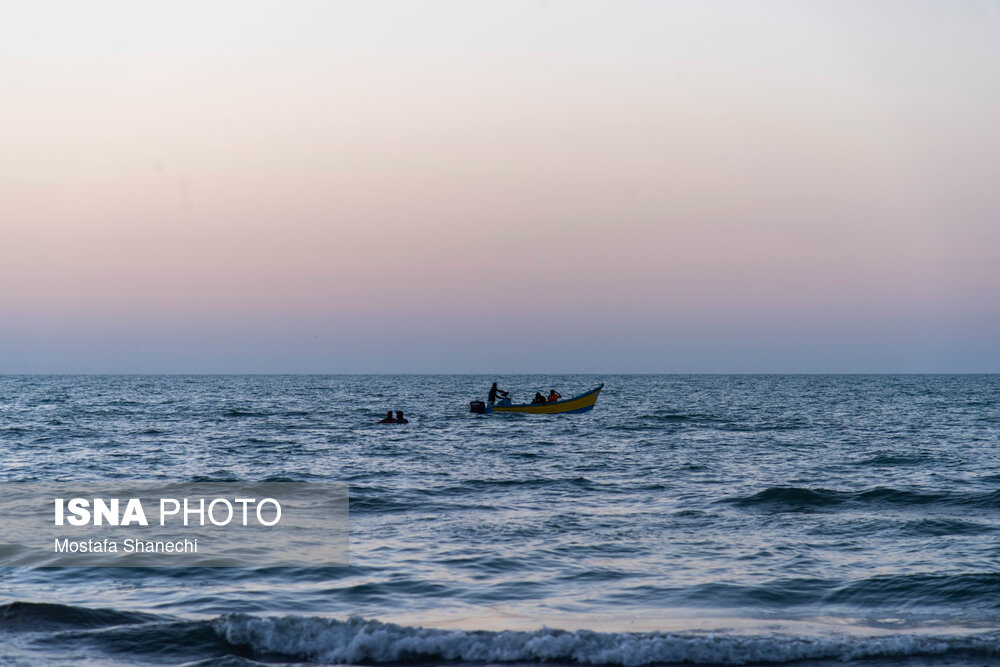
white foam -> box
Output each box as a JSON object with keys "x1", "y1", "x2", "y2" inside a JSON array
[{"x1": 212, "y1": 615, "x2": 1000, "y2": 665}]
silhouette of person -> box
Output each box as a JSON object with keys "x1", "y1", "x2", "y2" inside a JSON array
[{"x1": 488, "y1": 382, "x2": 509, "y2": 405}]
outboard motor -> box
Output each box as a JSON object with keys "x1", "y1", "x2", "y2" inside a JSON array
[{"x1": 469, "y1": 400, "x2": 486, "y2": 414}]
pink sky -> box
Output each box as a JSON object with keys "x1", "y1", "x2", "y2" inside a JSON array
[{"x1": 1, "y1": 1, "x2": 998, "y2": 371}]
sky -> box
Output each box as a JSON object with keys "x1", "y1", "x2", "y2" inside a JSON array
[{"x1": 1, "y1": 0, "x2": 998, "y2": 373}]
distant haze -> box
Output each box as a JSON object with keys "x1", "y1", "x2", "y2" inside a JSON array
[{"x1": 2, "y1": 1, "x2": 998, "y2": 372}]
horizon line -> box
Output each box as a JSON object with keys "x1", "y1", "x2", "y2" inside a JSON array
[{"x1": 1, "y1": 372, "x2": 997, "y2": 377}]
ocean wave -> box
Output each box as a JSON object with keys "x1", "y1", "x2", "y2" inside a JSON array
[
  {"x1": 824, "y1": 573, "x2": 1000, "y2": 607},
  {"x1": 0, "y1": 601, "x2": 159, "y2": 632},
  {"x1": 435, "y1": 477, "x2": 600, "y2": 494},
  {"x1": 6, "y1": 603, "x2": 1000, "y2": 665},
  {"x1": 221, "y1": 409, "x2": 269, "y2": 418},
  {"x1": 725, "y1": 486, "x2": 1000, "y2": 511},
  {"x1": 598, "y1": 571, "x2": 1000, "y2": 610},
  {"x1": 900, "y1": 517, "x2": 997, "y2": 537},
  {"x1": 856, "y1": 452, "x2": 936, "y2": 466},
  {"x1": 213, "y1": 615, "x2": 1000, "y2": 665}
]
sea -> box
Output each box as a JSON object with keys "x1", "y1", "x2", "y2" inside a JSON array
[{"x1": 1, "y1": 374, "x2": 998, "y2": 666}]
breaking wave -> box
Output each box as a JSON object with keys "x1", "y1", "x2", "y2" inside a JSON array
[
  {"x1": 213, "y1": 615, "x2": 1000, "y2": 665},
  {"x1": 5, "y1": 603, "x2": 1000, "y2": 665}
]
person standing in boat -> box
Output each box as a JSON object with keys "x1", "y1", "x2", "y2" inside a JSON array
[
  {"x1": 488, "y1": 382, "x2": 509, "y2": 405},
  {"x1": 547, "y1": 389, "x2": 563, "y2": 403}
]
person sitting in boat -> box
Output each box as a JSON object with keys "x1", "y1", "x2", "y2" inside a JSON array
[
  {"x1": 488, "y1": 382, "x2": 509, "y2": 405},
  {"x1": 531, "y1": 392, "x2": 546, "y2": 405},
  {"x1": 377, "y1": 410, "x2": 395, "y2": 423},
  {"x1": 395, "y1": 411, "x2": 408, "y2": 424},
  {"x1": 547, "y1": 389, "x2": 563, "y2": 403}
]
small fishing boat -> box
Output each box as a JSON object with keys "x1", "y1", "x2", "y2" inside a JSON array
[{"x1": 470, "y1": 384, "x2": 604, "y2": 415}]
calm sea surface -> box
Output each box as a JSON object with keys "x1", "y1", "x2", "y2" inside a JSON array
[{"x1": 1, "y1": 374, "x2": 999, "y2": 665}]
